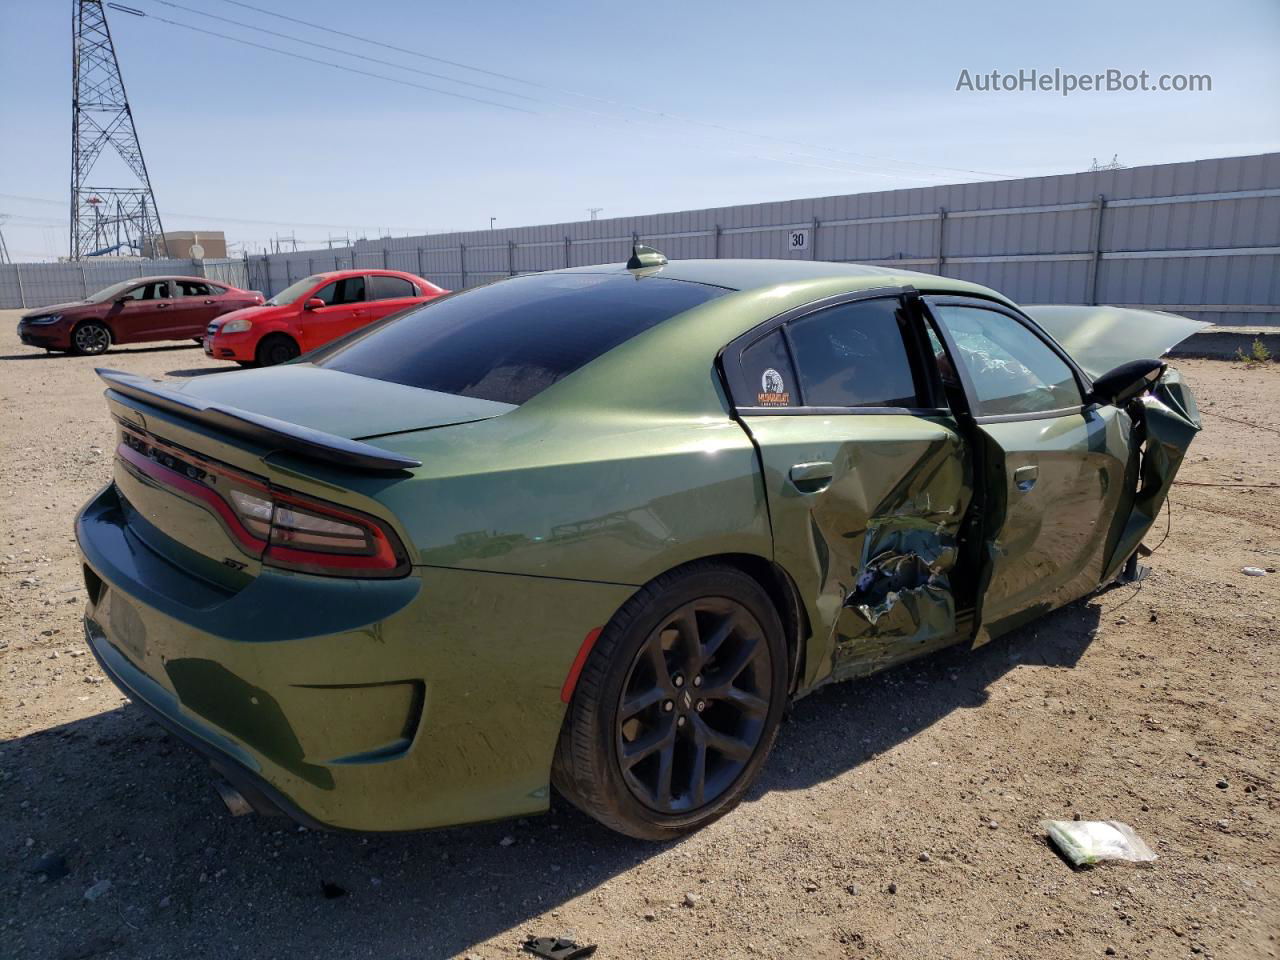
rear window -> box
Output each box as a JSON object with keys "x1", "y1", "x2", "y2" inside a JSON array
[
  {"x1": 314, "y1": 273, "x2": 726, "y2": 405},
  {"x1": 369, "y1": 275, "x2": 417, "y2": 300}
]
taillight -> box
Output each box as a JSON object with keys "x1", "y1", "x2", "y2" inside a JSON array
[{"x1": 117, "y1": 428, "x2": 410, "y2": 578}]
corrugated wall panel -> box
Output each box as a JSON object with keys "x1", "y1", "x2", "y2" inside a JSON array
[{"x1": 4, "y1": 154, "x2": 1276, "y2": 323}]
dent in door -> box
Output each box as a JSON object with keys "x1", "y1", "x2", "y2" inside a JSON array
[
  {"x1": 744, "y1": 415, "x2": 970, "y2": 692},
  {"x1": 829, "y1": 433, "x2": 969, "y2": 679}
]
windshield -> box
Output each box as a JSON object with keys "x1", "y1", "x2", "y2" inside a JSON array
[
  {"x1": 266, "y1": 275, "x2": 324, "y2": 306},
  {"x1": 313, "y1": 272, "x2": 727, "y2": 406},
  {"x1": 85, "y1": 279, "x2": 144, "y2": 303}
]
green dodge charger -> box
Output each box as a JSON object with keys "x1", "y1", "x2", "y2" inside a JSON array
[{"x1": 76, "y1": 248, "x2": 1203, "y2": 839}]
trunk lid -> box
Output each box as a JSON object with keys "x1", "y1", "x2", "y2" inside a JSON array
[
  {"x1": 98, "y1": 365, "x2": 512, "y2": 586},
  {"x1": 134, "y1": 363, "x2": 515, "y2": 440}
]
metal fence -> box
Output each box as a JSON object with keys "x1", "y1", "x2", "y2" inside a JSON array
[
  {"x1": 6, "y1": 152, "x2": 1278, "y2": 324},
  {"x1": 0, "y1": 257, "x2": 249, "y2": 309}
]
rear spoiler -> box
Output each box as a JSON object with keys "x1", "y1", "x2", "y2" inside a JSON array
[{"x1": 96, "y1": 369, "x2": 422, "y2": 472}]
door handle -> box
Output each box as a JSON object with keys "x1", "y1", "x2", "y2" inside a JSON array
[
  {"x1": 203, "y1": 299, "x2": 215, "y2": 304},
  {"x1": 788, "y1": 461, "x2": 835, "y2": 493},
  {"x1": 1014, "y1": 465, "x2": 1038, "y2": 492},
  {"x1": 156, "y1": 302, "x2": 169, "y2": 308}
]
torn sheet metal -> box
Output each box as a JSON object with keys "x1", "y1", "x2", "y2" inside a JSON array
[
  {"x1": 832, "y1": 522, "x2": 959, "y2": 678},
  {"x1": 1099, "y1": 367, "x2": 1201, "y2": 584}
]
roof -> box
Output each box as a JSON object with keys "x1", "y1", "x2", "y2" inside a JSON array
[
  {"x1": 307, "y1": 268, "x2": 423, "y2": 279},
  {"x1": 522, "y1": 259, "x2": 1012, "y2": 417},
  {"x1": 559, "y1": 258, "x2": 986, "y2": 296},
  {"x1": 134, "y1": 274, "x2": 221, "y2": 283}
]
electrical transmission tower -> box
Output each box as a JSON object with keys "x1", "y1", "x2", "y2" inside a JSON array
[{"x1": 71, "y1": 0, "x2": 166, "y2": 259}]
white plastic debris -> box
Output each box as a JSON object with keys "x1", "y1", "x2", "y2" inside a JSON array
[
  {"x1": 1042, "y1": 820, "x2": 1157, "y2": 867},
  {"x1": 1241, "y1": 566, "x2": 1268, "y2": 576}
]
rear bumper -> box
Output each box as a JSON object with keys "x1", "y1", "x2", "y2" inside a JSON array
[
  {"x1": 84, "y1": 617, "x2": 328, "y2": 828},
  {"x1": 75, "y1": 482, "x2": 634, "y2": 831}
]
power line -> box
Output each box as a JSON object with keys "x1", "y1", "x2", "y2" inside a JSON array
[
  {"x1": 148, "y1": 0, "x2": 541, "y2": 105},
  {"x1": 106, "y1": 5, "x2": 536, "y2": 114},
  {"x1": 123, "y1": 5, "x2": 963, "y2": 184},
  {"x1": 114, "y1": 2, "x2": 993, "y2": 184},
  {"x1": 214, "y1": 0, "x2": 1011, "y2": 181}
]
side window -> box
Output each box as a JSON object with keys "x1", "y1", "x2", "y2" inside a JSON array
[
  {"x1": 177, "y1": 281, "x2": 212, "y2": 297},
  {"x1": 369, "y1": 275, "x2": 416, "y2": 300},
  {"x1": 311, "y1": 278, "x2": 366, "y2": 306},
  {"x1": 740, "y1": 330, "x2": 797, "y2": 407},
  {"x1": 934, "y1": 305, "x2": 1082, "y2": 416},
  {"x1": 117, "y1": 284, "x2": 147, "y2": 302},
  {"x1": 786, "y1": 298, "x2": 922, "y2": 408},
  {"x1": 146, "y1": 281, "x2": 171, "y2": 300},
  {"x1": 334, "y1": 276, "x2": 366, "y2": 305},
  {"x1": 312, "y1": 281, "x2": 339, "y2": 306}
]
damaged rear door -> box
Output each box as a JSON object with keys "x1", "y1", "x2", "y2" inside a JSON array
[
  {"x1": 723, "y1": 291, "x2": 973, "y2": 689},
  {"x1": 924, "y1": 298, "x2": 1130, "y2": 643}
]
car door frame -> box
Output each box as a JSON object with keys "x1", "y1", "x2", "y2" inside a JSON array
[
  {"x1": 917, "y1": 294, "x2": 1128, "y2": 644},
  {"x1": 718, "y1": 285, "x2": 979, "y2": 690},
  {"x1": 721, "y1": 286, "x2": 946, "y2": 417},
  {"x1": 171, "y1": 279, "x2": 222, "y2": 335},
  {"x1": 298, "y1": 275, "x2": 371, "y2": 351},
  {"x1": 106, "y1": 280, "x2": 175, "y2": 343}
]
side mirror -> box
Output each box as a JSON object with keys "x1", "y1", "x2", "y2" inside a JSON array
[
  {"x1": 1087, "y1": 358, "x2": 1166, "y2": 406},
  {"x1": 304, "y1": 298, "x2": 325, "y2": 310}
]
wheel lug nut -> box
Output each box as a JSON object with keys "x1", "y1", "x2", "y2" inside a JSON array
[
  {"x1": 695, "y1": 700, "x2": 706, "y2": 712},
  {"x1": 692, "y1": 675, "x2": 703, "y2": 688},
  {"x1": 673, "y1": 675, "x2": 684, "y2": 688},
  {"x1": 676, "y1": 715, "x2": 687, "y2": 728},
  {"x1": 663, "y1": 700, "x2": 674, "y2": 712}
]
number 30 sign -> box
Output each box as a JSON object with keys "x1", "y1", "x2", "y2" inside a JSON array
[{"x1": 789, "y1": 229, "x2": 809, "y2": 252}]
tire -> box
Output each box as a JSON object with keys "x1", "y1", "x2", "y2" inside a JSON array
[
  {"x1": 553, "y1": 561, "x2": 787, "y2": 840},
  {"x1": 255, "y1": 334, "x2": 300, "y2": 367},
  {"x1": 71, "y1": 321, "x2": 112, "y2": 356}
]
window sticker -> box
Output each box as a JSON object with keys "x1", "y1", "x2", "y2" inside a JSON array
[{"x1": 757, "y1": 367, "x2": 791, "y2": 406}]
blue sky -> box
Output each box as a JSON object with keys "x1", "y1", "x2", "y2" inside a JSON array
[{"x1": 1, "y1": 0, "x2": 1277, "y2": 260}]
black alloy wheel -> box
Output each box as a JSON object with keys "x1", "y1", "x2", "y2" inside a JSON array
[
  {"x1": 72, "y1": 321, "x2": 111, "y2": 355},
  {"x1": 552, "y1": 562, "x2": 787, "y2": 839},
  {"x1": 615, "y1": 597, "x2": 773, "y2": 813}
]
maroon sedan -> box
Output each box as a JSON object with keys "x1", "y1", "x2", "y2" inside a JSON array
[{"x1": 16, "y1": 276, "x2": 264, "y2": 355}]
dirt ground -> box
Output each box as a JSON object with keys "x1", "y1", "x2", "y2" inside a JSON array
[{"x1": 0, "y1": 307, "x2": 1277, "y2": 960}]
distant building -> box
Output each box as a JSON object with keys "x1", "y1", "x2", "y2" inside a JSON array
[{"x1": 143, "y1": 231, "x2": 227, "y2": 260}]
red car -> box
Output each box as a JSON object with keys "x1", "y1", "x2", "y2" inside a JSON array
[
  {"x1": 16, "y1": 276, "x2": 263, "y2": 356},
  {"x1": 205, "y1": 269, "x2": 448, "y2": 366}
]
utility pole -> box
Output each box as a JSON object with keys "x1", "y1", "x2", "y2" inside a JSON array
[
  {"x1": 70, "y1": 1, "x2": 165, "y2": 259},
  {"x1": 0, "y1": 214, "x2": 11, "y2": 265},
  {"x1": 588, "y1": 208, "x2": 603, "y2": 221},
  {"x1": 489, "y1": 217, "x2": 496, "y2": 230}
]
